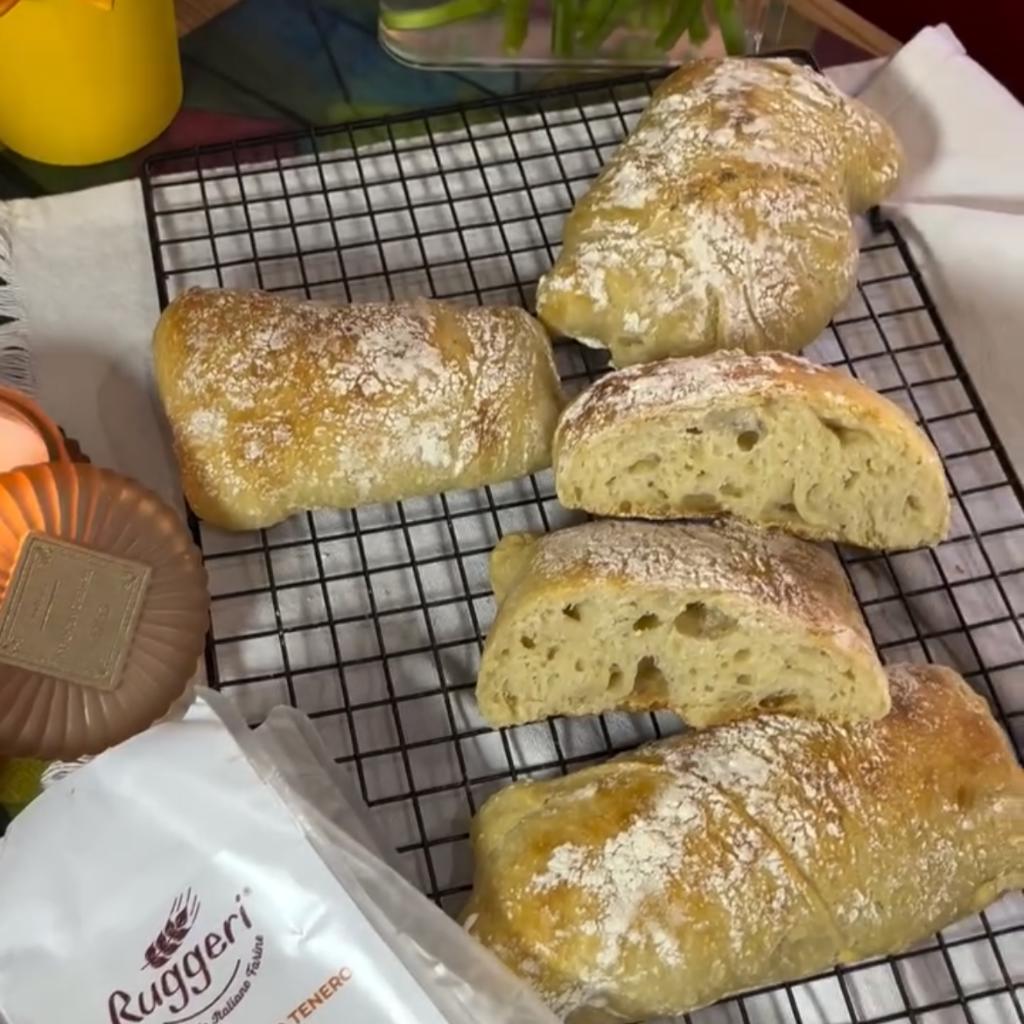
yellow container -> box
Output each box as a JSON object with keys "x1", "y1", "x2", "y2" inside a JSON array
[{"x1": 0, "y1": 0, "x2": 182, "y2": 165}]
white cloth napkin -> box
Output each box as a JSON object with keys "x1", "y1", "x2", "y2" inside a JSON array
[
  {"x1": 852, "y1": 25, "x2": 1024, "y2": 478},
  {"x1": 0, "y1": 181, "x2": 179, "y2": 507}
]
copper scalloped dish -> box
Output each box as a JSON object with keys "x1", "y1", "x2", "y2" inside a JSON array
[{"x1": 0, "y1": 463, "x2": 209, "y2": 759}]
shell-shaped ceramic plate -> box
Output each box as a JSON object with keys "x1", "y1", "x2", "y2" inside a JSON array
[{"x1": 0, "y1": 463, "x2": 208, "y2": 759}]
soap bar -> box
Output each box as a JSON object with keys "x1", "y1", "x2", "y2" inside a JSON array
[{"x1": 0, "y1": 462, "x2": 208, "y2": 759}]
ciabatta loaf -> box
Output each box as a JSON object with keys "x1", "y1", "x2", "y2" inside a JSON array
[
  {"x1": 554, "y1": 351, "x2": 950, "y2": 549},
  {"x1": 536, "y1": 58, "x2": 902, "y2": 366},
  {"x1": 476, "y1": 520, "x2": 888, "y2": 727},
  {"x1": 153, "y1": 289, "x2": 565, "y2": 530},
  {"x1": 464, "y1": 664, "x2": 1024, "y2": 1022}
]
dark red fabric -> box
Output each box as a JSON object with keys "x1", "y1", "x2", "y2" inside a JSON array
[{"x1": 848, "y1": 1, "x2": 1023, "y2": 99}]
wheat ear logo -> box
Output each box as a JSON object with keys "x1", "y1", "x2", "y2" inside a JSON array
[
  {"x1": 142, "y1": 891, "x2": 200, "y2": 971},
  {"x1": 108, "y1": 890, "x2": 262, "y2": 1024}
]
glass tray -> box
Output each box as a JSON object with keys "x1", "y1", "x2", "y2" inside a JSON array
[{"x1": 379, "y1": 0, "x2": 793, "y2": 69}]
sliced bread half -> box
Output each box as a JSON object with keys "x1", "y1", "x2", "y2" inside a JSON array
[
  {"x1": 554, "y1": 351, "x2": 950, "y2": 550},
  {"x1": 476, "y1": 519, "x2": 889, "y2": 728}
]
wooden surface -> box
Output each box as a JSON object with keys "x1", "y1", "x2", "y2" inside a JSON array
[
  {"x1": 175, "y1": 0, "x2": 241, "y2": 36},
  {"x1": 789, "y1": 0, "x2": 900, "y2": 55}
]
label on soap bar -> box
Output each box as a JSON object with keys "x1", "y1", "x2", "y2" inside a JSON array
[{"x1": 0, "y1": 532, "x2": 150, "y2": 690}]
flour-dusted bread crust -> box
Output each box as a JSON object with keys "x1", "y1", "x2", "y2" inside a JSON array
[
  {"x1": 554, "y1": 351, "x2": 950, "y2": 549},
  {"x1": 536, "y1": 58, "x2": 902, "y2": 366},
  {"x1": 153, "y1": 289, "x2": 565, "y2": 530},
  {"x1": 476, "y1": 520, "x2": 888, "y2": 728},
  {"x1": 463, "y1": 664, "x2": 1024, "y2": 1022}
]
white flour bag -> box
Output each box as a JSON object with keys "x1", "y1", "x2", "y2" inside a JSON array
[{"x1": 0, "y1": 692, "x2": 557, "y2": 1024}]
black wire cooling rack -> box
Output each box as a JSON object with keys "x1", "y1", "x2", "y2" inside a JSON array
[{"x1": 141, "y1": 62, "x2": 1023, "y2": 1024}]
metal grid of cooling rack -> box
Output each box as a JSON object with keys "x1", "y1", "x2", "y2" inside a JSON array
[{"x1": 141, "y1": 68, "x2": 1023, "y2": 1024}]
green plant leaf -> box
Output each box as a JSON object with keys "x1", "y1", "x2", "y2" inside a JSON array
[
  {"x1": 379, "y1": 0, "x2": 500, "y2": 31},
  {"x1": 503, "y1": 0, "x2": 530, "y2": 52},
  {"x1": 657, "y1": 0, "x2": 702, "y2": 50},
  {"x1": 711, "y1": 0, "x2": 745, "y2": 54},
  {"x1": 551, "y1": 0, "x2": 577, "y2": 57}
]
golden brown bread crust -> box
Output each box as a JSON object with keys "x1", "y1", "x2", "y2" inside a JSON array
[
  {"x1": 152, "y1": 289, "x2": 565, "y2": 530},
  {"x1": 552, "y1": 351, "x2": 951, "y2": 548},
  {"x1": 556, "y1": 351, "x2": 921, "y2": 449},
  {"x1": 536, "y1": 58, "x2": 902, "y2": 366},
  {"x1": 463, "y1": 664, "x2": 1024, "y2": 1022}
]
